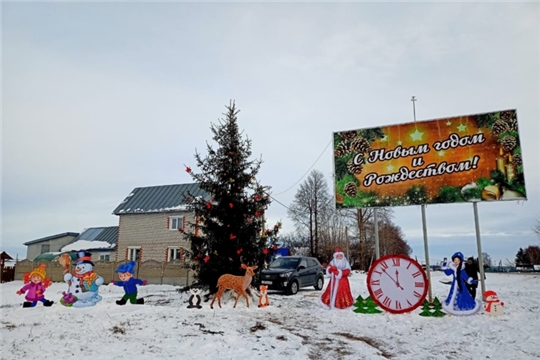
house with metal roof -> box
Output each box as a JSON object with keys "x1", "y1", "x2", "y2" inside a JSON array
[
  {"x1": 112, "y1": 183, "x2": 210, "y2": 263},
  {"x1": 60, "y1": 226, "x2": 118, "y2": 262},
  {"x1": 23, "y1": 232, "x2": 79, "y2": 261}
]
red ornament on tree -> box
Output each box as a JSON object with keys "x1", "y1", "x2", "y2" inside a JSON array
[
  {"x1": 229, "y1": 203, "x2": 234, "y2": 208},
  {"x1": 230, "y1": 234, "x2": 237, "y2": 240},
  {"x1": 206, "y1": 203, "x2": 212, "y2": 209},
  {"x1": 203, "y1": 255, "x2": 210, "y2": 263},
  {"x1": 237, "y1": 249, "x2": 243, "y2": 255},
  {"x1": 255, "y1": 211, "x2": 261, "y2": 217},
  {"x1": 185, "y1": 166, "x2": 192, "y2": 173},
  {"x1": 254, "y1": 195, "x2": 261, "y2": 201},
  {"x1": 273, "y1": 245, "x2": 278, "y2": 251},
  {"x1": 263, "y1": 248, "x2": 269, "y2": 255}
]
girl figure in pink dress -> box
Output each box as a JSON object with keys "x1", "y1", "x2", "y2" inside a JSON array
[{"x1": 16, "y1": 264, "x2": 54, "y2": 308}]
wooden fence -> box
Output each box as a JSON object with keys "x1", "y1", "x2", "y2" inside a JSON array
[{"x1": 14, "y1": 260, "x2": 193, "y2": 287}]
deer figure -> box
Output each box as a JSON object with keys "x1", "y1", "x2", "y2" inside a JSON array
[{"x1": 210, "y1": 263, "x2": 258, "y2": 309}]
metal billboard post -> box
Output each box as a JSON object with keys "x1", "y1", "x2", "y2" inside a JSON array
[
  {"x1": 374, "y1": 208, "x2": 380, "y2": 260},
  {"x1": 413, "y1": 96, "x2": 433, "y2": 303},
  {"x1": 473, "y1": 201, "x2": 487, "y2": 299}
]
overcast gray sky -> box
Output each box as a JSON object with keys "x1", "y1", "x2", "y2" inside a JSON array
[{"x1": 3, "y1": 2, "x2": 539, "y2": 265}]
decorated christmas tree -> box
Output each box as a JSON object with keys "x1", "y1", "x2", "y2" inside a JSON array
[
  {"x1": 353, "y1": 295, "x2": 383, "y2": 314},
  {"x1": 184, "y1": 102, "x2": 281, "y2": 293}
]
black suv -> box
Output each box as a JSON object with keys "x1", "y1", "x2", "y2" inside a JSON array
[{"x1": 259, "y1": 256, "x2": 325, "y2": 295}]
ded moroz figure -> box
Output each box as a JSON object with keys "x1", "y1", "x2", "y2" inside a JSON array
[{"x1": 319, "y1": 248, "x2": 354, "y2": 310}]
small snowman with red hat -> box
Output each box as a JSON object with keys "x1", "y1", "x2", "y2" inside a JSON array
[{"x1": 483, "y1": 290, "x2": 504, "y2": 316}]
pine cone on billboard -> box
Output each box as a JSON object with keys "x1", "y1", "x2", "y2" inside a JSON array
[
  {"x1": 512, "y1": 154, "x2": 522, "y2": 166},
  {"x1": 347, "y1": 158, "x2": 363, "y2": 174},
  {"x1": 349, "y1": 137, "x2": 371, "y2": 154},
  {"x1": 499, "y1": 110, "x2": 515, "y2": 121},
  {"x1": 491, "y1": 120, "x2": 509, "y2": 136},
  {"x1": 343, "y1": 182, "x2": 358, "y2": 198},
  {"x1": 501, "y1": 135, "x2": 517, "y2": 152},
  {"x1": 334, "y1": 142, "x2": 350, "y2": 157},
  {"x1": 341, "y1": 131, "x2": 358, "y2": 141},
  {"x1": 506, "y1": 118, "x2": 518, "y2": 132}
]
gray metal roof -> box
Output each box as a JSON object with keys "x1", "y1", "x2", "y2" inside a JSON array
[
  {"x1": 23, "y1": 232, "x2": 80, "y2": 246},
  {"x1": 74, "y1": 226, "x2": 118, "y2": 245},
  {"x1": 112, "y1": 183, "x2": 209, "y2": 215}
]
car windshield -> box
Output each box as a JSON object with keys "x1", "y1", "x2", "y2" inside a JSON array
[{"x1": 269, "y1": 258, "x2": 299, "y2": 269}]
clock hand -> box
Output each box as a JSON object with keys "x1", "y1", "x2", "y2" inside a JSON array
[
  {"x1": 395, "y1": 270, "x2": 404, "y2": 289},
  {"x1": 382, "y1": 269, "x2": 404, "y2": 290}
]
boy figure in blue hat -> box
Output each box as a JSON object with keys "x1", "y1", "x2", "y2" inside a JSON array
[{"x1": 111, "y1": 261, "x2": 147, "y2": 305}]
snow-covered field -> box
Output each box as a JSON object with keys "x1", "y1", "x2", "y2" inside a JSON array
[{"x1": 1, "y1": 271, "x2": 539, "y2": 360}]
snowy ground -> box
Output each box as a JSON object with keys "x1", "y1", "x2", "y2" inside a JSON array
[{"x1": 1, "y1": 271, "x2": 539, "y2": 360}]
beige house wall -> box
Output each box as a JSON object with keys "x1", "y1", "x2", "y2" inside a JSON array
[
  {"x1": 116, "y1": 211, "x2": 194, "y2": 262},
  {"x1": 26, "y1": 235, "x2": 78, "y2": 261}
]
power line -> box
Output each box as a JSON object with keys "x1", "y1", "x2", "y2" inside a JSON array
[{"x1": 273, "y1": 140, "x2": 332, "y2": 196}]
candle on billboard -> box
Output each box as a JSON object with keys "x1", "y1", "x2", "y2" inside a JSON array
[
  {"x1": 496, "y1": 148, "x2": 507, "y2": 176},
  {"x1": 505, "y1": 163, "x2": 516, "y2": 182}
]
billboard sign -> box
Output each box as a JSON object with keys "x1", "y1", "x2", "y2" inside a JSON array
[{"x1": 333, "y1": 109, "x2": 526, "y2": 208}]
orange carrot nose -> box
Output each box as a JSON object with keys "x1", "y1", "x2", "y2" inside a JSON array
[{"x1": 76, "y1": 267, "x2": 81, "y2": 272}]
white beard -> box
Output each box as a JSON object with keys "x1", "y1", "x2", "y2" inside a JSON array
[{"x1": 331, "y1": 255, "x2": 350, "y2": 270}]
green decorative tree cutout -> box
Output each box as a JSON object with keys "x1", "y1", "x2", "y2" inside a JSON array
[
  {"x1": 431, "y1": 297, "x2": 446, "y2": 317},
  {"x1": 353, "y1": 295, "x2": 383, "y2": 314},
  {"x1": 419, "y1": 300, "x2": 433, "y2": 317},
  {"x1": 418, "y1": 297, "x2": 446, "y2": 317}
]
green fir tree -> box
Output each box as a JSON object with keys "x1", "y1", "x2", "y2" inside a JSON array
[
  {"x1": 353, "y1": 295, "x2": 383, "y2": 314},
  {"x1": 418, "y1": 300, "x2": 432, "y2": 317},
  {"x1": 431, "y1": 297, "x2": 446, "y2": 317},
  {"x1": 184, "y1": 102, "x2": 281, "y2": 292}
]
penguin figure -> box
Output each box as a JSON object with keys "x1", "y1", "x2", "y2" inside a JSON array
[{"x1": 187, "y1": 287, "x2": 203, "y2": 309}]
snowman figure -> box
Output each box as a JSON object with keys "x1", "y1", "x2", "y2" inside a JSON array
[
  {"x1": 483, "y1": 290, "x2": 504, "y2": 316},
  {"x1": 63, "y1": 251, "x2": 104, "y2": 308}
]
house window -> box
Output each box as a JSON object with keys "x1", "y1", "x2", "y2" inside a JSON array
[
  {"x1": 40, "y1": 244, "x2": 50, "y2": 254},
  {"x1": 99, "y1": 254, "x2": 110, "y2": 261},
  {"x1": 169, "y1": 216, "x2": 184, "y2": 231},
  {"x1": 167, "y1": 247, "x2": 186, "y2": 262},
  {"x1": 127, "y1": 247, "x2": 141, "y2": 261}
]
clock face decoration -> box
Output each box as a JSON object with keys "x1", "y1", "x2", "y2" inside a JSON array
[{"x1": 366, "y1": 254, "x2": 429, "y2": 314}]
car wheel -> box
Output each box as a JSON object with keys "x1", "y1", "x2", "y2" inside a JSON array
[
  {"x1": 314, "y1": 276, "x2": 324, "y2": 290},
  {"x1": 288, "y1": 280, "x2": 299, "y2": 295}
]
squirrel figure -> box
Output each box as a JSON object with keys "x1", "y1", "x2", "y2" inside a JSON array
[{"x1": 258, "y1": 285, "x2": 269, "y2": 308}]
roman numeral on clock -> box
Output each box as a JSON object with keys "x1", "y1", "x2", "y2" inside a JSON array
[
  {"x1": 412, "y1": 270, "x2": 422, "y2": 278},
  {"x1": 406, "y1": 262, "x2": 412, "y2": 269},
  {"x1": 392, "y1": 258, "x2": 400, "y2": 267},
  {"x1": 373, "y1": 288, "x2": 383, "y2": 298},
  {"x1": 370, "y1": 279, "x2": 380, "y2": 286},
  {"x1": 382, "y1": 297, "x2": 391, "y2": 307},
  {"x1": 413, "y1": 291, "x2": 422, "y2": 298},
  {"x1": 395, "y1": 300, "x2": 402, "y2": 310},
  {"x1": 380, "y1": 262, "x2": 389, "y2": 270},
  {"x1": 415, "y1": 282, "x2": 424, "y2": 288}
]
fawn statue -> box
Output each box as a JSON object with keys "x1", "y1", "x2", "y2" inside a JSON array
[{"x1": 210, "y1": 263, "x2": 258, "y2": 309}]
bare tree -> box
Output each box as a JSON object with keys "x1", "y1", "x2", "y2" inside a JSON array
[
  {"x1": 287, "y1": 170, "x2": 332, "y2": 258},
  {"x1": 534, "y1": 220, "x2": 540, "y2": 239},
  {"x1": 481, "y1": 252, "x2": 492, "y2": 267}
]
